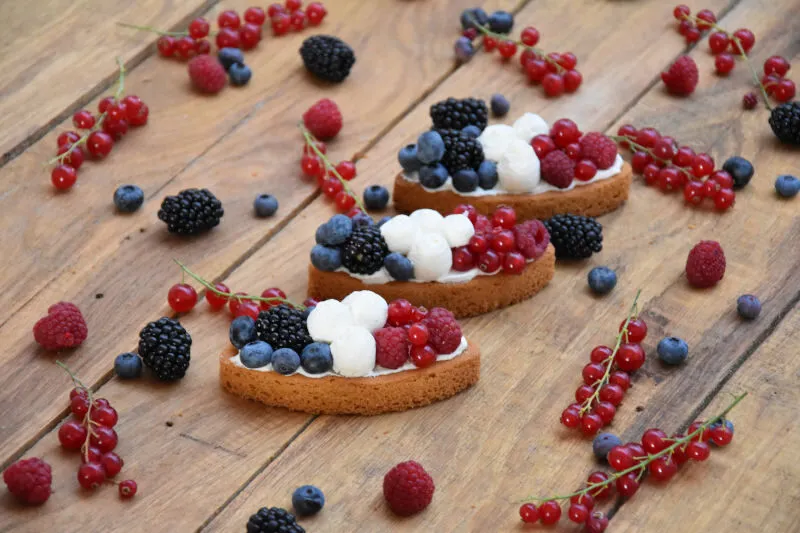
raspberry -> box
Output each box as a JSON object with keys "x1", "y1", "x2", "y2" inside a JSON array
[
  {"x1": 473, "y1": 214, "x2": 493, "y2": 236},
  {"x1": 660, "y1": 55, "x2": 699, "y2": 96},
  {"x1": 421, "y1": 308, "x2": 462, "y2": 354},
  {"x1": 302, "y1": 98, "x2": 343, "y2": 140},
  {"x1": 579, "y1": 132, "x2": 618, "y2": 170},
  {"x1": 374, "y1": 327, "x2": 410, "y2": 369},
  {"x1": 187, "y1": 55, "x2": 226, "y2": 94},
  {"x1": 3, "y1": 457, "x2": 52, "y2": 505},
  {"x1": 383, "y1": 460, "x2": 435, "y2": 516},
  {"x1": 33, "y1": 302, "x2": 88, "y2": 350},
  {"x1": 685, "y1": 240, "x2": 726, "y2": 288},
  {"x1": 513, "y1": 219, "x2": 550, "y2": 259},
  {"x1": 540, "y1": 150, "x2": 575, "y2": 188}
]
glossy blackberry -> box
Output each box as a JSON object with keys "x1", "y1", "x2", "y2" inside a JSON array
[
  {"x1": 157, "y1": 188, "x2": 223, "y2": 236},
  {"x1": 430, "y1": 97, "x2": 488, "y2": 130},
  {"x1": 341, "y1": 225, "x2": 389, "y2": 275},
  {"x1": 299, "y1": 35, "x2": 355, "y2": 83},
  {"x1": 137, "y1": 317, "x2": 192, "y2": 381},
  {"x1": 544, "y1": 214, "x2": 603, "y2": 259},
  {"x1": 246, "y1": 507, "x2": 305, "y2": 533},
  {"x1": 436, "y1": 128, "x2": 484, "y2": 173},
  {"x1": 255, "y1": 305, "x2": 313, "y2": 353},
  {"x1": 769, "y1": 102, "x2": 800, "y2": 145}
]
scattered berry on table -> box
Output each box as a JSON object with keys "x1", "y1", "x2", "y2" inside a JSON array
[
  {"x1": 310, "y1": 244, "x2": 342, "y2": 271},
  {"x1": 254, "y1": 194, "x2": 279, "y2": 217},
  {"x1": 228, "y1": 63, "x2": 252, "y2": 86},
  {"x1": 661, "y1": 55, "x2": 699, "y2": 96},
  {"x1": 113, "y1": 185, "x2": 144, "y2": 212},
  {"x1": 229, "y1": 316, "x2": 258, "y2": 349},
  {"x1": 2, "y1": 457, "x2": 52, "y2": 505},
  {"x1": 708, "y1": 419, "x2": 735, "y2": 447},
  {"x1": 292, "y1": 485, "x2": 325, "y2": 516},
  {"x1": 168, "y1": 283, "x2": 198, "y2": 313},
  {"x1": 33, "y1": 302, "x2": 88, "y2": 351},
  {"x1": 119, "y1": 479, "x2": 137, "y2": 499},
  {"x1": 657, "y1": 337, "x2": 689, "y2": 365},
  {"x1": 769, "y1": 102, "x2": 800, "y2": 145},
  {"x1": 416, "y1": 131, "x2": 446, "y2": 164},
  {"x1": 398, "y1": 144, "x2": 421, "y2": 172},
  {"x1": 544, "y1": 214, "x2": 603, "y2": 260},
  {"x1": 775, "y1": 174, "x2": 800, "y2": 197},
  {"x1": 383, "y1": 460, "x2": 435, "y2": 516},
  {"x1": 593, "y1": 433, "x2": 622, "y2": 462},
  {"x1": 363, "y1": 185, "x2": 390, "y2": 210},
  {"x1": 300, "y1": 35, "x2": 355, "y2": 83},
  {"x1": 247, "y1": 507, "x2": 305, "y2": 533},
  {"x1": 271, "y1": 347, "x2": 301, "y2": 374},
  {"x1": 302, "y1": 98, "x2": 342, "y2": 140},
  {"x1": 114, "y1": 352, "x2": 143, "y2": 379},
  {"x1": 430, "y1": 97, "x2": 488, "y2": 131},
  {"x1": 255, "y1": 305, "x2": 313, "y2": 353},
  {"x1": 240, "y1": 341, "x2": 274, "y2": 369},
  {"x1": 300, "y1": 342, "x2": 333, "y2": 373},
  {"x1": 587, "y1": 267, "x2": 617, "y2": 295},
  {"x1": 742, "y1": 92, "x2": 758, "y2": 110},
  {"x1": 736, "y1": 294, "x2": 761, "y2": 320},
  {"x1": 158, "y1": 188, "x2": 223, "y2": 235},
  {"x1": 217, "y1": 47, "x2": 244, "y2": 70},
  {"x1": 454, "y1": 36, "x2": 475, "y2": 63},
  {"x1": 384, "y1": 252, "x2": 414, "y2": 281},
  {"x1": 187, "y1": 55, "x2": 227, "y2": 93},
  {"x1": 138, "y1": 317, "x2": 192, "y2": 381},
  {"x1": 488, "y1": 10, "x2": 514, "y2": 33},
  {"x1": 490, "y1": 93, "x2": 510, "y2": 117},
  {"x1": 721, "y1": 156, "x2": 754, "y2": 189},
  {"x1": 685, "y1": 240, "x2": 726, "y2": 288}
]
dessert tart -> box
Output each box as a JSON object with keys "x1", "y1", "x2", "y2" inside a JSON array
[
  {"x1": 307, "y1": 204, "x2": 555, "y2": 318},
  {"x1": 392, "y1": 97, "x2": 632, "y2": 220},
  {"x1": 219, "y1": 291, "x2": 480, "y2": 415}
]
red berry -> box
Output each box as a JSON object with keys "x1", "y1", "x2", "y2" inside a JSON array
[
  {"x1": 489, "y1": 206, "x2": 515, "y2": 230},
  {"x1": 635, "y1": 127, "x2": 660, "y2": 148},
  {"x1": 82, "y1": 446, "x2": 102, "y2": 464},
  {"x1": 489, "y1": 230, "x2": 515, "y2": 253},
  {"x1": 86, "y1": 131, "x2": 113, "y2": 158},
  {"x1": 235, "y1": 301, "x2": 260, "y2": 319},
  {"x1": 334, "y1": 191, "x2": 356, "y2": 212},
  {"x1": 616, "y1": 472, "x2": 640, "y2": 498},
  {"x1": 621, "y1": 318, "x2": 647, "y2": 343},
  {"x1": 101, "y1": 452, "x2": 124, "y2": 477},
  {"x1": 649, "y1": 456, "x2": 678, "y2": 481},
  {"x1": 70, "y1": 387, "x2": 87, "y2": 401},
  {"x1": 710, "y1": 425, "x2": 734, "y2": 446},
  {"x1": 267, "y1": 3, "x2": 285, "y2": 16},
  {"x1": 94, "y1": 398, "x2": 110, "y2": 408},
  {"x1": 687, "y1": 440, "x2": 711, "y2": 461},
  {"x1": 57, "y1": 131, "x2": 81, "y2": 147},
  {"x1": 271, "y1": 12, "x2": 291, "y2": 35},
  {"x1": 709, "y1": 170, "x2": 733, "y2": 189},
  {"x1": 302, "y1": 140, "x2": 327, "y2": 156},
  {"x1": 715, "y1": 53, "x2": 735, "y2": 75},
  {"x1": 58, "y1": 420, "x2": 87, "y2": 450},
  {"x1": 590, "y1": 345, "x2": 612, "y2": 363},
  {"x1": 71, "y1": 395, "x2": 90, "y2": 418},
  {"x1": 477, "y1": 250, "x2": 501, "y2": 273},
  {"x1": 673, "y1": 4, "x2": 690, "y2": 20},
  {"x1": 90, "y1": 406, "x2": 118, "y2": 427},
  {"x1": 175, "y1": 36, "x2": 197, "y2": 59},
  {"x1": 539, "y1": 501, "x2": 562, "y2": 525},
  {"x1": 692, "y1": 153, "x2": 715, "y2": 177},
  {"x1": 519, "y1": 503, "x2": 539, "y2": 523},
  {"x1": 322, "y1": 177, "x2": 343, "y2": 198},
  {"x1": 696, "y1": 9, "x2": 716, "y2": 30},
  {"x1": 563, "y1": 69, "x2": 583, "y2": 92},
  {"x1": 559, "y1": 52, "x2": 577, "y2": 70},
  {"x1": 467, "y1": 235, "x2": 488, "y2": 255},
  {"x1": 218, "y1": 9, "x2": 241, "y2": 29},
  {"x1": 301, "y1": 154, "x2": 323, "y2": 177},
  {"x1": 168, "y1": 283, "x2": 198, "y2": 313},
  {"x1": 684, "y1": 180, "x2": 705, "y2": 205},
  {"x1": 586, "y1": 471, "x2": 613, "y2": 499},
  {"x1": 260, "y1": 287, "x2": 287, "y2": 310},
  {"x1": 571, "y1": 493, "x2": 594, "y2": 510},
  {"x1": 643, "y1": 163, "x2": 660, "y2": 185},
  {"x1": 531, "y1": 134, "x2": 556, "y2": 158},
  {"x1": 568, "y1": 503, "x2": 589, "y2": 523},
  {"x1": 708, "y1": 31, "x2": 730, "y2": 54},
  {"x1": 773, "y1": 79, "x2": 796, "y2": 103},
  {"x1": 410, "y1": 344, "x2": 437, "y2": 368},
  {"x1": 502, "y1": 252, "x2": 526, "y2": 274},
  {"x1": 335, "y1": 161, "x2": 357, "y2": 180},
  {"x1": 616, "y1": 343, "x2": 645, "y2": 372},
  {"x1": 206, "y1": 282, "x2": 230, "y2": 310},
  {"x1": 306, "y1": 2, "x2": 327, "y2": 25},
  {"x1": 196, "y1": 40, "x2": 210, "y2": 55},
  {"x1": 627, "y1": 442, "x2": 646, "y2": 460},
  {"x1": 77, "y1": 462, "x2": 106, "y2": 490},
  {"x1": 586, "y1": 514, "x2": 609, "y2": 533},
  {"x1": 582, "y1": 363, "x2": 606, "y2": 385},
  {"x1": 495, "y1": 40, "x2": 515, "y2": 59},
  {"x1": 524, "y1": 59, "x2": 548, "y2": 82},
  {"x1": 713, "y1": 187, "x2": 735, "y2": 210},
  {"x1": 608, "y1": 446, "x2": 636, "y2": 471},
  {"x1": 216, "y1": 27, "x2": 241, "y2": 49},
  {"x1": 550, "y1": 119, "x2": 581, "y2": 148},
  {"x1": 764, "y1": 55, "x2": 790, "y2": 77},
  {"x1": 561, "y1": 407, "x2": 580, "y2": 428},
  {"x1": 575, "y1": 384, "x2": 595, "y2": 403},
  {"x1": 72, "y1": 110, "x2": 95, "y2": 129},
  {"x1": 452, "y1": 204, "x2": 478, "y2": 223},
  {"x1": 285, "y1": 0, "x2": 302, "y2": 11},
  {"x1": 594, "y1": 401, "x2": 616, "y2": 424},
  {"x1": 51, "y1": 165, "x2": 77, "y2": 190},
  {"x1": 90, "y1": 426, "x2": 118, "y2": 453},
  {"x1": 239, "y1": 23, "x2": 262, "y2": 49},
  {"x1": 741, "y1": 92, "x2": 758, "y2": 110},
  {"x1": 599, "y1": 384, "x2": 624, "y2": 406},
  {"x1": 157, "y1": 35, "x2": 175, "y2": 57},
  {"x1": 641, "y1": 428, "x2": 668, "y2": 453},
  {"x1": 732, "y1": 28, "x2": 755, "y2": 53},
  {"x1": 563, "y1": 142, "x2": 580, "y2": 160},
  {"x1": 572, "y1": 159, "x2": 596, "y2": 181},
  {"x1": 119, "y1": 479, "x2": 137, "y2": 499},
  {"x1": 407, "y1": 323, "x2": 429, "y2": 346},
  {"x1": 483, "y1": 36, "x2": 497, "y2": 51},
  {"x1": 289, "y1": 10, "x2": 306, "y2": 31},
  {"x1": 520, "y1": 26, "x2": 540, "y2": 46},
  {"x1": 673, "y1": 146, "x2": 695, "y2": 167},
  {"x1": 188, "y1": 17, "x2": 210, "y2": 38},
  {"x1": 126, "y1": 102, "x2": 149, "y2": 126},
  {"x1": 678, "y1": 19, "x2": 693, "y2": 36},
  {"x1": 609, "y1": 370, "x2": 630, "y2": 390},
  {"x1": 451, "y1": 247, "x2": 475, "y2": 272},
  {"x1": 684, "y1": 27, "x2": 701, "y2": 43},
  {"x1": 387, "y1": 299, "x2": 414, "y2": 326},
  {"x1": 244, "y1": 7, "x2": 267, "y2": 25},
  {"x1": 542, "y1": 73, "x2": 565, "y2": 97},
  {"x1": 581, "y1": 413, "x2": 603, "y2": 436}
]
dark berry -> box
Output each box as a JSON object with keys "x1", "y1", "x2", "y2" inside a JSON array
[
  {"x1": 363, "y1": 185, "x2": 390, "y2": 210},
  {"x1": 416, "y1": 131, "x2": 446, "y2": 164},
  {"x1": 310, "y1": 244, "x2": 342, "y2": 271},
  {"x1": 398, "y1": 145, "x2": 421, "y2": 173},
  {"x1": 230, "y1": 316, "x2": 258, "y2": 349},
  {"x1": 217, "y1": 47, "x2": 244, "y2": 70},
  {"x1": 254, "y1": 194, "x2": 279, "y2": 217},
  {"x1": 430, "y1": 97, "x2": 488, "y2": 130},
  {"x1": 137, "y1": 317, "x2": 192, "y2": 381},
  {"x1": 488, "y1": 10, "x2": 514, "y2": 33},
  {"x1": 736, "y1": 294, "x2": 761, "y2": 320},
  {"x1": 477, "y1": 160, "x2": 498, "y2": 189},
  {"x1": 592, "y1": 433, "x2": 622, "y2": 462},
  {"x1": 300, "y1": 342, "x2": 333, "y2": 374},
  {"x1": 587, "y1": 266, "x2": 617, "y2": 295},
  {"x1": 228, "y1": 63, "x2": 252, "y2": 86},
  {"x1": 255, "y1": 305, "x2": 313, "y2": 353},
  {"x1": 340, "y1": 225, "x2": 389, "y2": 275},
  {"x1": 114, "y1": 352, "x2": 142, "y2": 379},
  {"x1": 246, "y1": 507, "x2": 305, "y2": 533},
  {"x1": 158, "y1": 188, "x2": 223, "y2": 236},
  {"x1": 113, "y1": 185, "x2": 144, "y2": 213},
  {"x1": 299, "y1": 35, "x2": 355, "y2": 83},
  {"x1": 418, "y1": 164, "x2": 448, "y2": 188},
  {"x1": 656, "y1": 337, "x2": 689, "y2": 365},
  {"x1": 490, "y1": 93, "x2": 510, "y2": 117},
  {"x1": 436, "y1": 128, "x2": 484, "y2": 173},
  {"x1": 452, "y1": 169, "x2": 479, "y2": 192},
  {"x1": 544, "y1": 214, "x2": 603, "y2": 260},
  {"x1": 292, "y1": 485, "x2": 325, "y2": 516},
  {"x1": 239, "y1": 340, "x2": 274, "y2": 368},
  {"x1": 460, "y1": 8, "x2": 488, "y2": 30},
  {"x1": 272, "y1": 348, "x2": 301, "y2": 374},
  {"x1": 315, "y1": 214, "x2": 353, "y2": 246},
  {"x1": 721, "y1": 156, "x2": 754, "y2": 190},
  {"x1": 384, "y1": 252, "x2": 414, "y2": 281},
  {"x1": 775, "y1": 174, "x2": 800, "y2": 197},
  {"x1": 769, "y1": 102, "x2": 800, "y2": 145}
]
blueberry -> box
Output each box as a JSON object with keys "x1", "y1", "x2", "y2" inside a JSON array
[
  {"x1": 351, "y1": 213, "x2": 374, "y2": 227},
  {"x1": 736, "y1": 294, "x2": 761, "y2": 320},
  {"x1": 587, "y1": 267, "x2": 617, "y2": 295},
  {"x1": 657, "y1": 337, "x2": 689, "y2": 365},
  {"x1": 454, "y1": 37, "x2": 475, "y2": 63},
  {"x1": 363, "y1": 185, "x2": 390, "y2": 210},
  {"x1": 302, "y1": 306, "x2": 315, "y2": 320},
  {"x1": 113, "y1": 185, "x2": 144, "y2": 213},
  {"x1": 416, "y1": 131, "x2": 445, "y2": 164},
  {"x1": 301, "y1": 342, "x2": 333, "y2": 374},
  {"x1": 377, "y1": 216, "x2": 392, "y2": 227},
  {"x1": 461, "y1": 125, "x2": 482, "y2": 139},
  {"x1": 592, "y1": 433, "x2": 622, "y2": 462},
  {"x1": 240, "y1": 341, "x2": 274, "y2": 369},
  {"x1": 460, "y1": 7, "x2": 488, "y2": 30},
  {"x1": 114, "y1": 352, "x2": 142, "y2": 379},
  {"x1": 218, "y1": 47, "x2": 245, "y2": 71},
  {"x1": 775, "y1": 174, "x2": 800, "y2": 197},
  {"x1": 229, "y1": 316, "x2": 257, "y2": 349},
  {"x1": 419, "y1": 163, "x2": 448, "y2": 189},
  {"x1": 315, "y1": 214, "x2": 353, "y2": 246},
  {"x1": 477, "y1": 160, "x2": 498, "y2": 189},
  {"x1": 310, "y1": 244, "x2": 342, "y2": 271},
  {"x1": 488, "y1": 10, "x2": 514, "y2": 33},
  {"x1": 708, "y1": 420, "x2": 735, "y2": 446},
  {"x1": 272, "y1": 348, "x2": 301, "y2": 375},
  {"x1": 254, "y1": 194, "x2": 278, "y2": 217},
  {"x1": 490, "y1": 94, "x2": 510, "y2": 117},
  {"x1": 292, "y1": 485, "x2": 325, "y2": 516},
  {"x1": 722, "y1": 156, "x2": 754, "y2": 190},
  {"x1": 384, "y1": 252, "x2": 414, "y2": 281},
  {"x1": 398, "y1": 144, "x2": 421, "y2": 173},
  {"x1": 228, "y1": 63, "x2": 252, "y2": 86},
  {"x1": 452, "y1": 169, "x2": 479, "y2": 192}
]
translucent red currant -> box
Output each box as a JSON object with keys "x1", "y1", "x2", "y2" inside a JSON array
[
  {"x1": 519, "y1": 503, "x2": 539, "y2": 523},
  {"x1": 78, "y1": 462, "x2": 106, "y2": 490},
  {"x1": 168, "y1": 283, "x2": 198, "y2": 313},
  {"x1": 58, "y1": 420, "x2": 87, "y2": 450},
  {"x1": 51, "y1": 165, "x2": 77, "y2": 190},
  {"x1": 206, "y1": 282, "x2": 230, "y2": 310}
]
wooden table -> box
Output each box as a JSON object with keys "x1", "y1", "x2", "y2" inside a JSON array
[{"x1": 1, "y1": 0, "x2": 798, "y2": 531}]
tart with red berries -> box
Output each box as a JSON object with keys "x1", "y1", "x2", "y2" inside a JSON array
[
  {"x1": 307, "y1": 204, "x2": 555, "y2": 318},
  {"x1": 219, "y1": 291, "x2": 480, "y2": 415},
  {"x1": 393, "y1": 99, "x2": 632, "y2": 220}
]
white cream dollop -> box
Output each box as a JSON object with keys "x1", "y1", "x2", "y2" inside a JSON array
[
  {"x1": 408, "y1": 209, "x2": 445, "y2": 236},
  {"x1": 477, "y1": 124, "x2": 517, "y2": 161},
  {"x1": 331, "y1": 326, "x2": 376, "y2": 377},
  {"x1": 513, "y1": 113, "x2": 550, "y2": 143},
  {"x1": 342, "y1": 291, "x2": 388, "y2": 333},
  {"x1": 497, "y1": 139, "x2": 541, "y2": 193},
  {"x1": 307, "y1": 300, "x2": 355, "y2": 343},
  {"x1": 379, "y1": 214, "x2": 418, "y2": 255},
  {"x1": 407, "y1": 233, "x2": 453, "y2": 281},
  {"x1": 442, "y1": 214, "x2": 475, "y2": 248}
]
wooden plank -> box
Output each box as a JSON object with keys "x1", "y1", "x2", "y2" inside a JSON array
[
  {"x1": 0, "y1": 0, "x2": 215, "y2": 163},
  {"x1": 611, "y1": 302, "x2": 800, "y2": 533}
]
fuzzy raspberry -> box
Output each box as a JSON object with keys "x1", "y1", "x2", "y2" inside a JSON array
[
  {"x1": 473, "y1": 214, "x2": 493, "y2": 236},
  {"x1": 661, "y1": 56, "x2": 699, "y2": 96},
  {"x1": 421, "y1": 308, "x2": 462, "y2": 354},
  {"x1": 513, "y1": 219, "x2": 550, "y2": 259},
  {"x1": 685, "y1": 240, "x2": 726, "y2": 288},
  {"x1": 33, "y1": 302, "x2": 87, "y2": 351},
  {"x1": 302, "y1": 98, "x2": 343, "y2": 140},
  {"x1": 374, "y1": 327, "x2": 410, "y2": 369},
  {"x1": 540, "y1": 150, "x2": 575, "y2": 188},
  {"x1": 188, "y1": 55, "x2": 227, "y2": 94},
  {"x1": 383, "y1": 460, "x2": 435, "y2": 516},
  {"x1": 579, "y1": 132, "x2": 618, "y2": 170},
  {"x1": 3, "y1": 458, "x2": 52, "y2": 505}
]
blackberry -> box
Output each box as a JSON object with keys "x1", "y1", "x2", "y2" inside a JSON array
[
  {"x1": 769, "y1": 102, "x2": 800, "y2": 145},
  {"x1": 255, "y1": 305, "x2": 313, "y2": 354},
  {"x1": 341, "y1": 225, "x2": 389, "y2": 275},
  {"x1": 246, "y1": 507, "x2": 305, "y2": 533},
  {"x1": 430, "y1": 97, "x2": 488, "y2": 130},
  {"x1": 299, "y1": 35, "x2": 355, "y2": 83},
  {"x1": 544, "y1": 214, "x2": 603, "y2": 260},
  {"x1": 137, "y1": 317, "x2": 192, "y2": 381},
  {"x1": 158, "y1": 188, "x2": 224, "y2": 236},
  {"x1": 436, "y1": 129, "x2": 484, "y2": 173}
]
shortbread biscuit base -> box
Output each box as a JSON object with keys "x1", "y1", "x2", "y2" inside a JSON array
[
  {"x1": 307, "y1": 244, "x2": 555, "y2": 318},
  {"x1": 393, "y1": 162, "x2": 633, "y2": 220},
  {"x1": 219, "y1": 342, "x2": 480, "y2": 415}
]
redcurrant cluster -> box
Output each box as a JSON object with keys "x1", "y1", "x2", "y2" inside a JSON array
[
  {"x1": 560, "y1": 292, "x2": 647, "y2": 436},
  {"x1": 385, "y1": 299, "x2": 440, "y2": 368},
  {"x1": 55, "y1": 362, "x2": 137, "y2": 499},
  {"x1": 520, "y1": 393, "x2": 745, "y2": 531},
  {"x1": 464, "y1": 23, "x2": 582, "y2": 97},
  {"x1": 267, "y1": 0, "x2": 327, "y2": 36},
  {"x1": 612, "y1": 125, "x2": 736, "y2": 211},
  {"x1": 50, "y1": 61, "x2": 148, "y2": 191},
  {"x1": 299, "y1": 125, "x2": 364, "y2": 215}
]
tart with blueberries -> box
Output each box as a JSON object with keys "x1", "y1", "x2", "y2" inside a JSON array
[
  {"x1": 393, "y1": 97, "x2": 633, "y2": 221},
  {"x1": 219, "y1": 291, "x2": 480, "y2": 415},
  {"x1": 307, "y1": 204, "x2": 555, "y2": 318}
]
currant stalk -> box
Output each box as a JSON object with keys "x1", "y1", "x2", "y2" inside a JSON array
[
  {"x1": 609, "y1": 136, "x2": 694, "y2": 179},
  {"x1": 117, "y1": 22, "x2": 217, "y2": 38},
  {"x1": 468, "y1": 17, "x2": 564, "y2": 72},
  {"x1": 56, "y1": 361, "x2": 98, "y2": 463}
]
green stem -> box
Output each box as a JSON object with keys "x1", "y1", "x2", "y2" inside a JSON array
[
  {"x1": 56, "y1": 361, "x2": 95, "y2": 462},
  {"x1": 608, "y1": 135, "x2": 695, "y2": 180},
  {"x1": 117, "y1": 22, "x2": 188, "y2": 37},
  {"x1": 468, "y1": 16, "x2": 564, "y2": 73}
]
